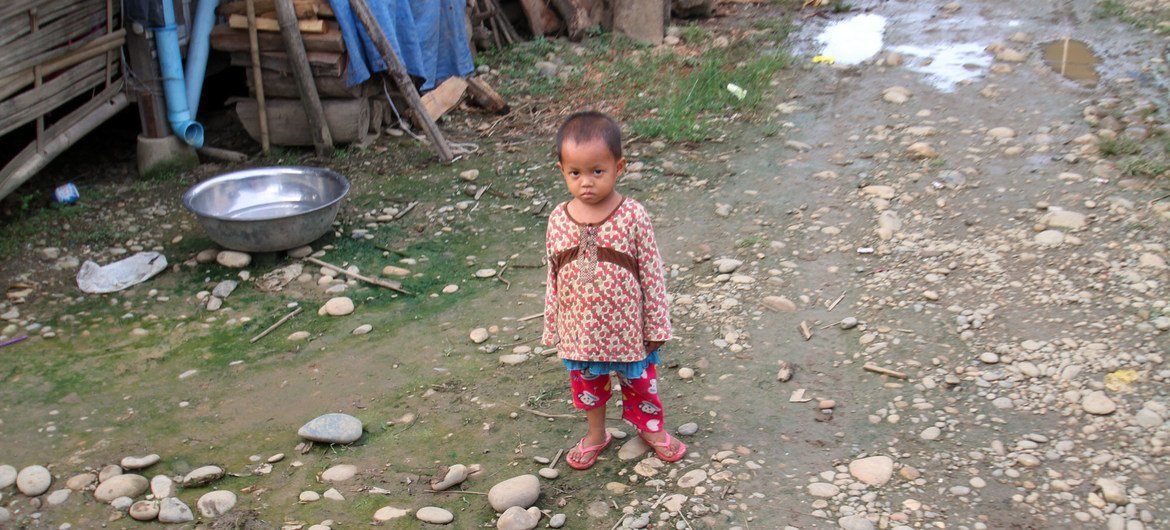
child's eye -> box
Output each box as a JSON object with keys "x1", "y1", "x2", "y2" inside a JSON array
[{"x1": 593, "y1": 169, "x2": 604, "y2": 176}]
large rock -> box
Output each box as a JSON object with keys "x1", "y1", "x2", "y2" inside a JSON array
[
  {"x1": 488, "y1": 474, "x2": 540, "y2": 512},
  {"x1": 1097, "y1": 478, "x2": 1127, "y2": 504},
  {"x1": 432, "y1": 464, "x2": 468, "y2": 491},
  {"x1": 838, "y1": 515, "x2": 876, "y2": 530},
  {"x1": 94, "y1": 474, "x2": 148, "y2": 502},
  {"x1": 0, "y1": 465, "x2": 16, "y2": 489},
  {"x1": 120, "y1": 454, "x2": 160, "y2": 470},
  {"x1": 416, "y1": 506, "x2": 454, "y2": 524},
  {"x1": 320, "y1": 464, "x2": 358, "y2": 483},
  {"x1": 320, "y1": 297, "x2": 355, "y2": 316},
  {"x1": 129, "y1": 500, "x2": 160, "y2": 521},
  {"x1": 216, "y1": 251, "x2": 251, "y2": 268},
  {"x1": 16, "y1": 465, "x2": 52, "y2": 496},
  {"x1": 808, "y1": 482, "x2": 840, "y2": 497},
  {"x1": 849, "y1": 455, "x2": 894, "y2": 486},
  {"x1": 298, "y1": 413, "x2": 363, "y2": 444},
  {"x1": 183, "y1": 465, "x2": 225, "y2": 487},
  {"x1": 46, "y1": 488, "x2": 71, "y2": 506},
  {"x1": 65, "y1": 472, "x2": 97, "y2": 490},
  {"x1": 198, "y1": 490, "x2": 237, "y2": 517},
  {"x1": 374, "y1": 506, "x2": 410, "y2": 521},
  {"x1": 497, "y1": 506, "x2": 542, "y2": 530},
  {"x1": 677, "y1": 469, "x2": 707, "y2": 488},
  {"x1": 1042, "y1": 209, "x2": 1087, "y2": 230},
  {"x1": 158, "y1": 497, "x2": 194, "y2": 523},
  {"x1": 150, "y1": 475, "x2": 175, "y2": 498},
  {"x1": 762, "y1": 296, "x2": 796, "y2": 312}
]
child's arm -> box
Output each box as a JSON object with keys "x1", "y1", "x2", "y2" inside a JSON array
[
  {"x1": 542, "y1": 225, "x2": 560, "y2": 347},
  {"x1": 634, "y1": 208, "x2": 672, "y2": 350}
]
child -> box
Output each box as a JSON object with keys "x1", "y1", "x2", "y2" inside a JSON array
[{"x1": 542, "y1": 111, "x2": 686, "y2": 470}]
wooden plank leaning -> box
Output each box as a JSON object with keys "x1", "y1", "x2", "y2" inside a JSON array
[
  {"x1": 348, "y1": 0, "x2": 454, "y2": 162},
  {"x1": 273, "y1": 0, "x2": 332, "y2": 156}
]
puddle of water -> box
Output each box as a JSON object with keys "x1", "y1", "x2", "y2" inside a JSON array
[
  {"x1": 816, "y1": 14, "x2": 888, "y2": 65},
  {"x1": 890, "y1": 43, "x2": 993, "y2": 92},
  {"x1": 1040, "y1": 39, "x2": 1099, "y2": 86}
]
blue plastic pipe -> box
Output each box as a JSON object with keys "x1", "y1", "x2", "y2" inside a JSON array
[
  {"x1": 184, "y1": 0, "x2": 217, "y2": 115},
  {"x1": 155, "y1": 0, "x2": 204, "y2": 147}
]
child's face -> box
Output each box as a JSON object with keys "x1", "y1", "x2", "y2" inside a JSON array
[{"x1": 557, "y1": 138, "x2": 626, "y2": 206}]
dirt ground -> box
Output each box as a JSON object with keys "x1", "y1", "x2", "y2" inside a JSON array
[{"x1": 1, "y1": 0, "x2": 1168, "y2": 529}]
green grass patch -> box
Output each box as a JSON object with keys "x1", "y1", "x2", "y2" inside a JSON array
[
  {"x1": 1098, "y1": 137, "x2": 1142, "y2": 157},
  {"x1": 1119, "y1": 156, "x2": 1169, "y2": 178}
]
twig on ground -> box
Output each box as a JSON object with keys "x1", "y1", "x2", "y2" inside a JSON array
[
  {"x1": 393, "y1": 201, "x2": 419, "y2": 220},
  {"x1": 496, "y1": 263, "x2": 511, "y2": 290},
  {"x1": 518, "y1": 312, "x2": 544, "y2": 322},
  {"x1": 862, "y1": 362, "x2": 908, "y2": 379},
  {"x1": 250, "y1": 307, "x2": 302, "y2": 343},
  {"x1": 520, "y1": 408, "x2": 578, "y2": 420},
  {"x1": 550, "y1": 448, "x2": 564, "y2": 470},
  {"x1": 305, "y1": 257, "x2": 414, "y2": 296},
  {"x1": 475, "y1": 182, "x2": 492, "y2": 200},
  {"x1": 427, "y1": 489, "x2": 487, "y2": 495},
  {"x1": 827, "y1": 290, "x2": 847, "y2": 312}
]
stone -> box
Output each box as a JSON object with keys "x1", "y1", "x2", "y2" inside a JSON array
[
  {"x1": 470, "y1": 327, "x2": 490, "y2": 343},
  {"x1": 1097, "y1": 478, "x2": 1127, "y2": 504},
  {"x1": 882, "y1": 86, "x2": 911, "y2": 104},
  {"x1": 64, "y1": 472, "x2": 96, "y2": 491},
  {"x1": 549, "y1": 513, "x2": 567, "y2": 528},
  {"x1": 0, "y1": 508, "x2": 9, "y2": 524},
  {"x1": 383, "y1": 265, "x2": 411, "y2": 277},
  {"x1": 287, "y1": 331, "x2": 310, "y2": 341},
  {"x1": 299, "y1": 491, "x2": 320, "y2": 502},
  {"x1": 206, "y1": 296, "x2": 224, "y2": 311},
  {"x1": 678, "y1": 367, "x2": 695, "y2": 379},
  {"x1": 416, "y1": 506, "x2": 454, "y2": 524},
  {"x1": 849, "y1": 456, "x2": 894, "y2": 486},
  {"x1": 1082, "y1": 391, "x2": 1117, "y2": 415},
  {"x1": 287, "y1": 245, "x2": 313, "y2": 258},
  {"x1": 907, "y1": 142, "x2": 939, "y2": 159},
  {"x1": 158, "y1": 497, "x2": 194, "y2": 523},
  {"x1": 1034, "y1": 230, "x2": 1065, "y2": 246},
  {"x1": 120, "y1": 454, "x2": 160, "y2": 470},
  {"x1": 475, "y1": 268, "x2": 497, "y2": 278},
  {"x1": 16, "y1": 465, "x2": 52, "y2": 496},
  {"x1": 497, "y1": 506, "x2": 541, "y2": 530},
  {"x1": 808, "y1": 482, "x2": 839, "y2": 497},
  {"x1": 840, "y1": 317, "x2": 859, "y2": 329},
  {"x1": 216, "y1": 251, "x2": 251, "y2": 268},
  {"x1": 996, "y1": 47, "x2": 1027, "y2": 62},
  {"x1": 442, "y1": 284, "x2": 459, "y2": 294},
  {"x1": 211, "y1": 280, "x2": 238, "y2": 299},
  {"x1": 920, "y1": 426, "x2": 942, "y2": 441},
  {"x1": 129, "y1": 500, "x2": 160, "y2": 521},
  {"x1": 374, "y1": 506, "x2": 410, "y2": 521},
  {"x1": 352, "y1": 324, "x2": 372, "y2": 335},
  {"x1": 1043, "y1": 210, "x2": 1087, "y2": 230},
  {"x1": 323, "y1": 487, "x2": 344, "y2": 500},
  {"x1": 112, "y1": 495, "x2": 134, "y2": 510},
  {"x1": 0, "y1": 464, "x2": 15, "y2": 489},
  {"x1": 862, "y1": 185, "x2": 896, "y2": 199},
  {"x1": 183, "y1": 465, "x2": 224, "y2": 487},
  {"x1": 195, "y1": 249, "x2": 219, "y2": 263},
  {"x1": 321, "y1": 296, "x2": 355, "y2": 316},
  {"x1": 94, "y1": 474, "x2": 148, "y2": 502},
  {"x1": 487, "y1": 474, "x2": 540, "y2": 512},
  {"x1": 538, "y1": 467, "x2": 559, "y2": 479},
  {"x1": 618, "y1": 437, "x2": 651, "y2": 460},
  {"x1": 499, "y1": 354, "x2": 529, "y2": 365},
  {"x1": 460, "y1": 169, "x2": 480, "y2": 181},
  {"x1": 714, "y1": 258, "x2": 743, "y2": 274},
  {"x1": 46, "y1": 488, "x2": 70, "y2": 506},
  {"x1": 839, "y1": 515, "x2": 876, "y2": 530},
  {"x1": 677, "y1": 422, "x2": 699, "y2": 436},
  {"x1": 1134, "y1": 408, "x2": 1164, "y2": 428},
  {"x1": 432, "y1": 464, "x2": 468, "y2": 491},
  {"x1": 677, "y1": 469, "x2": 707, "y2": 488},
  {"x1": 987, "y1": 127, "x2": 1016, "y2": 139},
  {"x1": 197, "y1": 490, "x2": 237, "y2": 517},
  {"x1": 321, "y1": 464, "x2": 358, "y2": 483},
  {"x1": 151, "y1": 475, "x2": 174, "y2": 498},
  {"x1": 762, "y1": 295, "x2": 796, "y2": 312},
  {"x1": 298, "y1": 413, "x2": 363, "y2": 443}
]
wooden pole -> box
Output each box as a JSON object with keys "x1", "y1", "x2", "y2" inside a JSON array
[
  {"x1": 246, "y1": 0, "x2": 271, "y2": 153},
  {"x1": 349, "y1": 0, "x2": 455, "y2": 162},
  {"x1": 273, "y1": 0, "x2": 332, "y2": 156}
]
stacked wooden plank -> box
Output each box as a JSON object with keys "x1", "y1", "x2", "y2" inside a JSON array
[
  {"x1": 210, "y1": 0, "x2": 378, "y2": 146},
  {"x1": 0, "y1": 0, "x2": 124, "y2": 141}
]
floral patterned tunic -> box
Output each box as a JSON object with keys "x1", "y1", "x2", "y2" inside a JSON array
[{"x1": 542, "y1": 197, "x2": 672, "y2": 363}]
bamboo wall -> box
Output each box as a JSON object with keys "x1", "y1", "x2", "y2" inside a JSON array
[{"x1": 0, "y1": 0, "x2": 124, "y2": 143}]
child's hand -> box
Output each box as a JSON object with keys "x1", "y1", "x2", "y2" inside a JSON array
[{"x1": 644, "y1": 340, "x2": 664, "y2": 354}]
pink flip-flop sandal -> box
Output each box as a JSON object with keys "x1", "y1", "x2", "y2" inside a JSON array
[
  {"x1": 643, "y1": 432, "x2": 687, "y2": 462},
  {"x1": 565, "y1": 432, "x2": 613, "y2": 470}
]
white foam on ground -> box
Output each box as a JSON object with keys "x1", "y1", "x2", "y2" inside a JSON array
[
  {"x1": 890, "y1": 43, "x2": 993, "y2": 92},
  {"x1": 816, "y1": 14, "x2": 888, "y2": 65}
]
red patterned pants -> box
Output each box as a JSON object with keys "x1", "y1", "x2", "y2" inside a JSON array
[{"x1": 569, "y1": 364, "x2": 665, "y2": 432}]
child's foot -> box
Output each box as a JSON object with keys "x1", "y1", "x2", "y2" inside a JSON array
[
  {"x1": 639, "y1": 430, "x2": 687, "y2": 462},
  {"x1": 566, "y1": 432, "x2": 613, "y2": 470}
]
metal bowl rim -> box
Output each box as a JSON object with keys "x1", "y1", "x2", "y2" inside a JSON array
[{"x1": 181, "y1": 166, "x2": 350, "y2": 222}]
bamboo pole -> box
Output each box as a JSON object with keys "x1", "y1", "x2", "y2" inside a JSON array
[
  {"x1": 1060, "y1": 36, "x2": 1069, "y2": 77},
  {"x1": 0, "y1": 30, "x2": 126, "y2": 102},
  {"x1": 246, "y1": 0, "x2": 271, "y2": 153},
  {"x1": 273, "y1": 0, "x2": 332, "y2": 156},
  {"x1": 349, "y1": 0, "x2": 454, "y2": 162},
  {"x1": 31, "y1": 8, "x2": 44, "y2": 150}
]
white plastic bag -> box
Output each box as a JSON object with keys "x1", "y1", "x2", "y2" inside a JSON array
[{"x1": 76, "y1": 252, "x2": 168, "y2": 293}]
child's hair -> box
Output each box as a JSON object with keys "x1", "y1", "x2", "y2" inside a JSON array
[{"x1": 554, "y1": 111, "x2": 622, "y2": 161}]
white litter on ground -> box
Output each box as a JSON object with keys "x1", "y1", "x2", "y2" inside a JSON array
[
  {"x1": 815, "y1": 14, "x2": 888, "y2": 65},
  {"x1": 890, "y1": 42, "x2": 993, "y2": 92}
]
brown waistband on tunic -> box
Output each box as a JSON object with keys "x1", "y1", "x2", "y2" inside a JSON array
[{"x1": 551, "y1": 246, "x2": 639, "y2": 281}]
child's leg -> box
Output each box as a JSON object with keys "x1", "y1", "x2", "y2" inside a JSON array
[
  {"x1": 618, "y1": 365, "x2": 684, "y2": 458},
  {"x1": 568, "y1": 370, "x2": 613, "y2": 465}
]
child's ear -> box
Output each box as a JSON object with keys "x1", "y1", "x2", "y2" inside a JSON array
[
  {"x1": 556, "y1": 161, "x2": 564, "y2": 173},
  {"x1": 616, "y1": 157, "x2": 627, "y2": 175}
]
